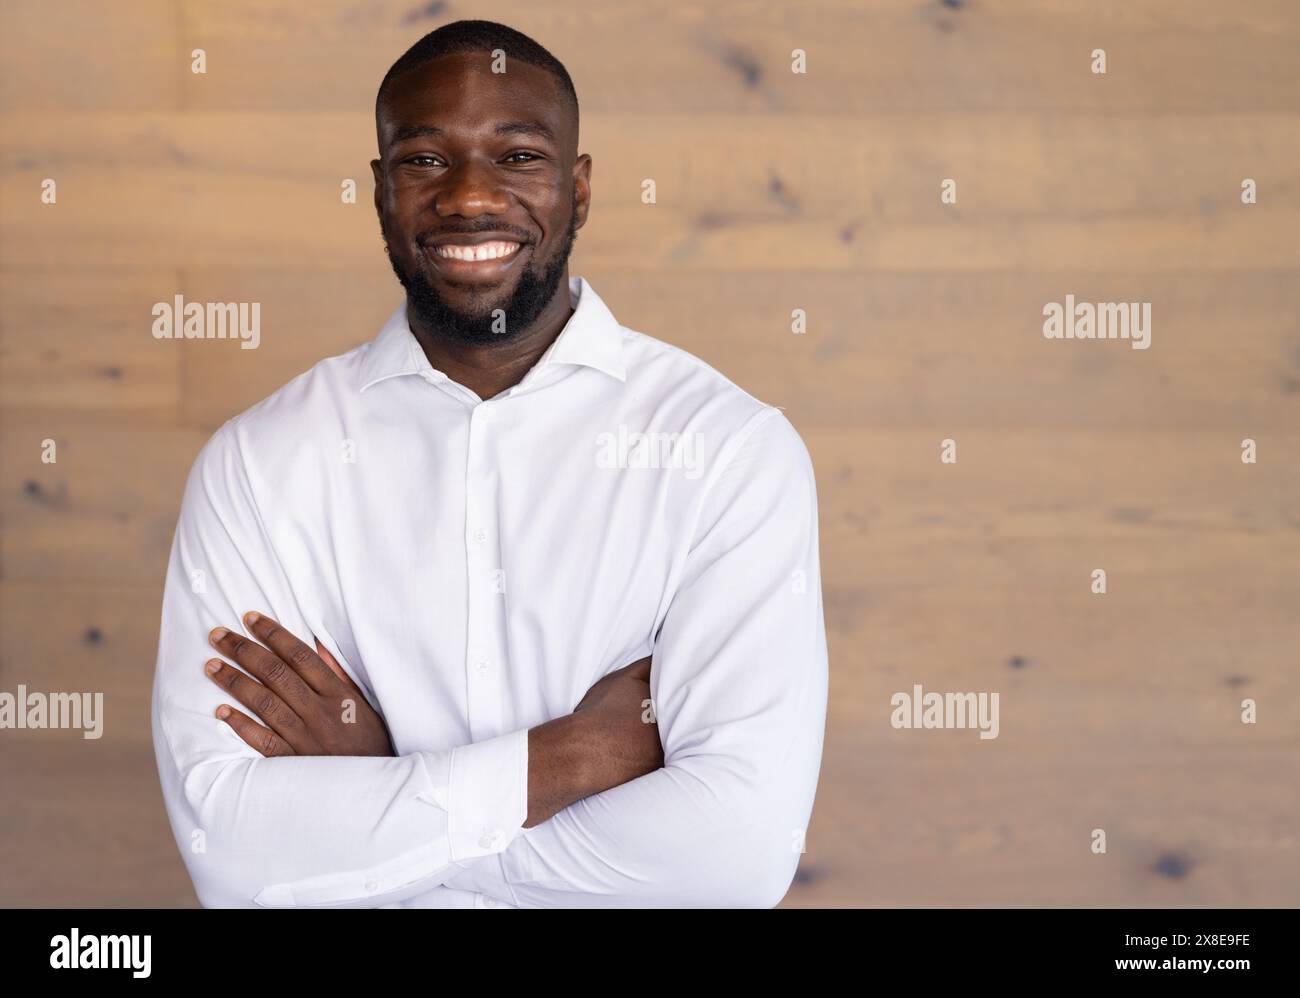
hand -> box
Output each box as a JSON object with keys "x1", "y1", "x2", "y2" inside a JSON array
[
  {"x1": 524, "y1": 655, "x2": 662, "y2": 828},
  {"x1": 204, "y1": 611, "x2": 395, "y2": 758},
  {"x1": 572, "y1": 655, "x2": 663, "y2": 791}
]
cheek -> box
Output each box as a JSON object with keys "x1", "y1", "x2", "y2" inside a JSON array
[
  {"x1": 534, "y1": 200, "x2": 571, "y2": 244},
  {"x1": 382, "y1": 186, "x2": 423, "y2": 222},
  {"x1": 381, "y1": 211, "x2": 418, "y2": 249}
]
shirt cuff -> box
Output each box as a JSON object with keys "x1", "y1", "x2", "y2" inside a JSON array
[{"x1": 446, "y1": 728, "x2": 529, "y2": 862}]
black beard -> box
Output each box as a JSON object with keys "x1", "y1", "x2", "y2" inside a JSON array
[{"x1": 383, "y1": 205, "x2": 578, "y2": 346}]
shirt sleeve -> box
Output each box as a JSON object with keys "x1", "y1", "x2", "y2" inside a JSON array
[
  {"x1": 151, "y1": 421, "x2": 528, "y2": 908},
  {"x1": 442, "y1": 407, "x2": 829, "y2": 907}
]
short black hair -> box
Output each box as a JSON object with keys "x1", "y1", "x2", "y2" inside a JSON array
[{"x1": 375, "y1": 20, "x2": 579, "y2": 145}]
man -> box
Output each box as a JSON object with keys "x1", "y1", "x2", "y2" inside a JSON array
[{"x1": 151, "y1": 19, "x2": 828, "y2": 908}]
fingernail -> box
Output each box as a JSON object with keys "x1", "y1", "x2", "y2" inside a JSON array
[
  {"x1": 244, "y1": 611, "x2": 261, "y2": 627},
  {"x1": 209, "y1": 627, "x2": 228, "y2": 644},
  {"x1": 215, "y1": 705, "x2": 231, "y2": 720},
  {"x1": 204, "y1": 660, "x2": 220, "y2": 675}
]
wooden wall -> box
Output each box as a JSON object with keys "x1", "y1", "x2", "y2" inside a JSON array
[{"x1": 1, "y1": 0, "x2": 1297, "y2": 906}]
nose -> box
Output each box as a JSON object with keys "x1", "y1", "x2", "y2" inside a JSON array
[{"x1": 434, "y1": 158, "x2": 510, "y2": 218}]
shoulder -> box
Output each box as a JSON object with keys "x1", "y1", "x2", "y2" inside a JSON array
[
  {"x1": 200, "y1": 338, "x2": 371, "y2": 462},
  {"x1": 185, "y1": 341, "x2": 370, "y2": 511},
  {"x1": 227, "y1": 343, "x2": 368, "y2": 448},
  {"x1": 621, "y1": 326, "x2": 767, "y2": 417},
  {"x1": 617, "y1": 325, "x2": 813, "y2": 482}
]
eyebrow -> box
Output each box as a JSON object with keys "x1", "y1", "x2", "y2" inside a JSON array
[{"x1": 388, "y1": 120, "x2": 557, "y2": 146}]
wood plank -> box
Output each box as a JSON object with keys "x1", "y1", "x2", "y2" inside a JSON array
[
  {"x1": 808, "y1": 425, "x2": 1300, "y2": 539},
  {"x1": 792, "y1": 739, "x2": 1300, "y2": 906},
  {"x1": 3, "y1": 112, "x2": 1297, "y2": 271},
  {"x1": 0, "y1": 269, "x2": 183, "y2": 423},
  {"x1": 0, "y1": 741, "x2": 197, "y2": 906},
  {"x1": 0, "y1": 1, "x2": 180, "y2": 112},
  {"x1": 1, "y1": 425, "x2": 205, "y2": 582},
  {"x1": 8, "y1": 1, "x2": 1291, "y2": 113},
  {"x1": 0, "y1": 583, "x2": 163, "y2": 747},
  {"x1": 807, "y1": 426, "x2": 1300, "y2": 757},
  {"x1": 597, "y1": 270, "x2": 1300, "y2": 431}
]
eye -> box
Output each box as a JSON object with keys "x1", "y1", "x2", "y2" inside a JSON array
[
  {"x1": 504, "y1": 152, "x2": 542, "y2": 164},
  {"x1": 404, "y1": 155, "x2": 442, "y2": 167}
]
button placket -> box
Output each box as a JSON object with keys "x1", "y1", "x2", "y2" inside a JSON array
[{"x1": 464, "y1": 402, "x2": 507, "y2": 741}]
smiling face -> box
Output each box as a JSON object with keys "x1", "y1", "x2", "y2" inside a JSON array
[{"x1": 372, "y1": 51, "x2": 590, "y2": 344}]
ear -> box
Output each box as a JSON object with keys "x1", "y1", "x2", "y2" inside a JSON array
[
  {"x1": 572, "y1": 152, "x2": 593, "y2": 230},
  {"x1": 370, "y1": 158, "x2": 384, "y2": 217}
]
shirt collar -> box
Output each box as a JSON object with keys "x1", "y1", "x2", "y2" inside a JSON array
[{"x1": 358, "y1": 275, "x2": 626, "y2": 394}]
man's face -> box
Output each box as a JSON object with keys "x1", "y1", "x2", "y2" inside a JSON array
[{"x1": 372, "y1": 51, "x2": 589, "y2": 344}]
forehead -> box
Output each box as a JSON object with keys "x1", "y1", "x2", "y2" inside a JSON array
[{"x1": 379, "y1": 51, "x2": 571, "y2": 146}]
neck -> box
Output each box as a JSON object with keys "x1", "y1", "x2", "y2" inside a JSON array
[{"x1": 407, "y1": 275, "x2": 574, "y2": 401}]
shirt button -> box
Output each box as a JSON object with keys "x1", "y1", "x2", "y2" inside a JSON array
[
  {"x1": 473, "y1": 528, "x2": 487, "y2": 544},
  {"x1": 482, "y1": 895, "x2": 499, "y2": 908},
  {"x1": 364, "y1": 880, "x2": 379, "y2": 893},
  {"x1": 473, "y1": 657, "x2": 489, "y2": 674},
  {"x1": 479, "y1": 828, "x2": 504, "y2": 850}
]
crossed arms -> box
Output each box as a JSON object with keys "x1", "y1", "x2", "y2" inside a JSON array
[{"x1": 151, "y1": 407, "x2": 828, "y2": 908}]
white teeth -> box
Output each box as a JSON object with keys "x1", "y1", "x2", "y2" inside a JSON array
[{"x1": 433, "y1": 241, "x2": 521, "y2": 262}]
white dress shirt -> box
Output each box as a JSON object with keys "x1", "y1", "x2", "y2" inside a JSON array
[{"x1": 151, "y1": 275, "x2": 828, "y2": 908}]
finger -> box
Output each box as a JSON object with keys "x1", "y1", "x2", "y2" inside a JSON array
[
  {"x1": 209, "y1": 623, "x2": 316, "y2": 706},
  {"x1": 214, "y1": 703, "x2": 295, "y2": 757},
  {"x1": 204, "y1": 657, "x2": 311, "y2": 750},
  {"x1": 240, "y1": 612, "x2": 338, "y2": 694},
  {"x1": 314, "y1": 637, "x2": 359, "y2": 691}
]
